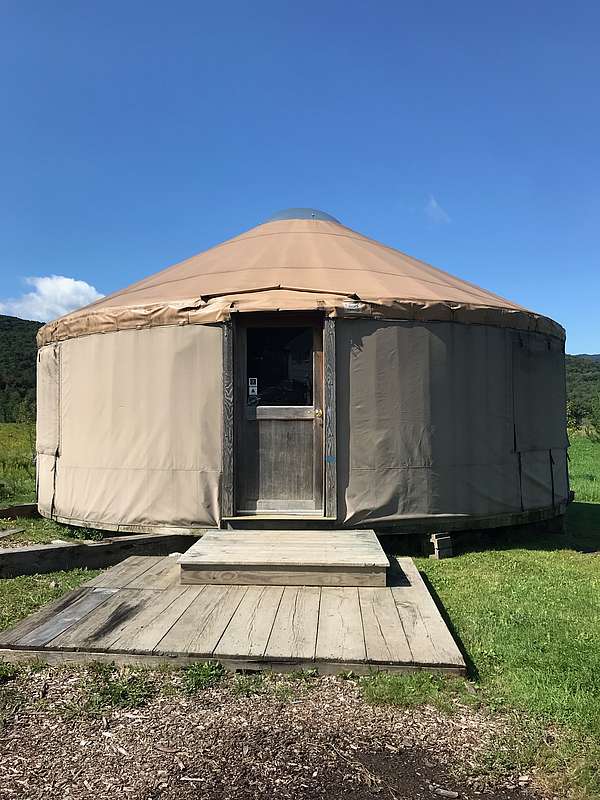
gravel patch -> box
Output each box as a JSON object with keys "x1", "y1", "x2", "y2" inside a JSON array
[{"x1": 0, "y1": 667, "x2": 546, "y2": 800}]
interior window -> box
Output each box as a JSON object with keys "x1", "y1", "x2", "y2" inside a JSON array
[{"x1": 246, "y1": 327, "x2": 313, "y2": 406}]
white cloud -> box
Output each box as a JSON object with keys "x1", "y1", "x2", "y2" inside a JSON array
[
  {"x1": 0, "y1": 275, "x2": 103, "y2": 322},
  {"x1": 425, "y1": 194, "x2": 451, "y2": 224}
]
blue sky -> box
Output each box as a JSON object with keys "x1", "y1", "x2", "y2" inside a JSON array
[{"x1": 0, "y1": 1, "x2": 598, "y2": 352}]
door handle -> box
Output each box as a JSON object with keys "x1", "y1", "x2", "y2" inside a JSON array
[{"x1": 315, "y1": 408, "x2": 323, "y2": 418}]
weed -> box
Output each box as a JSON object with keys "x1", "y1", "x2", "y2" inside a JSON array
[
  {"x1": 289, "y1": 668, "x2": 318, "y2": 681},
  {"x1": 0, "y1": 662, "x2": 20, "y2": 685},
  {"x1": 0, "y1": 685, "x2": 20, "y2": 727},
  {"x1": 272, "y1": 682, "x2": 295, "y2": 702},
  {"x1": 84, "y1": 663, "x2": 156, "y2": 712},
  {"x1": 232, "y1": 673, "x2": 264, "y2": 697},
  {"x1": 182, "y1": 661, "x2": 225, "y2": 693},
  {"x1": 66, "y1": 526, "x2": 104, "y2": 541}
]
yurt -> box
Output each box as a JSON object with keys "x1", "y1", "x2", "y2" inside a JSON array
[{"x1": 36, "y1": 208, "x2": 569, "y2": 534}]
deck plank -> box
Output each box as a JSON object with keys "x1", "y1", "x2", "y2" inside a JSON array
[
  {"x1": 359, "y1": 588, "x2": 413, "y2": 664},
  {"x1": 84, "y1": 556, "x2": 164, "y2": 589},
  {"x1": 395, "y1": 558, "x2": 464, "y2": 667},
  {"x1": 156, "y1": 585, "x2": 247, "y2": 656},
  {"x1": 125, "y1": 556, "x2": 180, "y2": 589},
  {"x1": 0, "y1": 588, "x2": 90, "y2": 647},
  {"x1": 215, "y1": 585, "x2": 284, "y2": 659},
  {"x1": 6, "y1": 589, "x2": 117, "y2": 648},
  {"x1": 315, "y1": 586, "x2": 366, "y2": 663},
  {"x1": 106, "y1": 585, "x2": 200, "y2": 652},
  {"x1": 180, "y1": 530, "x2": 389, "y2": 568},
  {"x1": 181, "y1": 565, "x2": 385, "y2": 587},
  {"x1": 391, "y1": 592, "x2": 438, "y2": 664},
  {"x1": 49, "y1": 589, "x2": 156, "y2": 650},
  {"x1": 264, "y1": 586, "x2": 321, "y2": 661}
]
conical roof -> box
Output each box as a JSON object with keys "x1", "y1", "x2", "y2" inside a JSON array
[{"x1": 38, "y1": 209, "x2": 563, "y2": 345}]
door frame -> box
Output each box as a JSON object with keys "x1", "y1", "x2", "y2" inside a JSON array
[{"x1": 221, "y1": 313, "x2": 337, "y2": 519}]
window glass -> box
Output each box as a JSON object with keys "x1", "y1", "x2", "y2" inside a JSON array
[{"x1": 246, "y1": 327, "x2": 313, "y2": 406}]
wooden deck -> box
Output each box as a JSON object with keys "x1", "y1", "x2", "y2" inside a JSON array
[
  {"x1": 179, "y1": 529, "x2": 390, "y2": 586},
  {"x1": 0, "y1": 556, "x2": 465, "y2": 675}
]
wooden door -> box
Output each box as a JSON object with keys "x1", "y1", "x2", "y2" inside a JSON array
[{"x1": 234, "y1": 314, "x2": 324, "y2": 514}]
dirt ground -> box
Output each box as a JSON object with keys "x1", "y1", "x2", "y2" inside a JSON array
[{"x1": 0, "y1": 668, "x2": 550, "y2": 800}]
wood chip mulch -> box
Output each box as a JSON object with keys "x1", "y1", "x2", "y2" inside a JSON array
[{"x1": 0, "y1": 668, "x2": 548, "y2": 800}]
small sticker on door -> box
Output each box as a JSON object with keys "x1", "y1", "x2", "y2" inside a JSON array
[{"x1": 248, "y1": 378, "x2": 258, "y2": 397}]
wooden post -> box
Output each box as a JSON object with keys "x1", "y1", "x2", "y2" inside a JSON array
[
  {"x1": 221, "y1": 321, "x2": 234, "y2": 518},
  {"x1": 429, "y1": 533, "x2": 453, "y2": 559},
  {"x1": 323, "y1": 318, "x2": 337, "y2": 520}
]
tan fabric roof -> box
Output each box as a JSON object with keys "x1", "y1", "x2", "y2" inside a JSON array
[{"x1": 38, "y1": 216, "x2": 564, "y2": 345}]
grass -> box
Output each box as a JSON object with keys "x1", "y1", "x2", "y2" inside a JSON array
[
  {"x1": 0, "y1": 422, "x2": 36, "y2": 505},
  {"x1": 569, "y1": 432, "x2": 600, "y2": 503},
  {"x1": 361, "y1": 671, "x2": 479, "y2": 714},
  {"x1": 0, "y1": 515, "x2": 105, "y2": 546},
  {"x1": 0, "y1": 568, "x2": 101, "y2": 631},
  {"x1": 0, "y1": 421, "x2": 105, "y2": 543}
]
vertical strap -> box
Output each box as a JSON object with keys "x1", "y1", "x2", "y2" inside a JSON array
[
  {"x1": 549, "y1": 449, "x2": 556, "y2": 509},
  {"x1": 517, "y1": 452, "x2": 524, "y2": 512}
]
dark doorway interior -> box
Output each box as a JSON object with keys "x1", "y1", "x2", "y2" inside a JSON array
[{"x1": 246, "y1": 327, "x2": 313, "y2": 407}]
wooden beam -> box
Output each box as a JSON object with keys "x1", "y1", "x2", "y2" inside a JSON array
[
  {"x1": 323, "y1": 318, "x2": 337, "y2": 519},
  {"x1": 222, "y1": 321, "x2": 235, "y2": 518}
]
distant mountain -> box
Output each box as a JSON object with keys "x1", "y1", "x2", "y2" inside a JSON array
[
  {"x1": 573, "y1": 353, "x2": 600, "y2": 363},
  {"x1": 0, "y1": 315, "x2": 43, "y2": 422}
]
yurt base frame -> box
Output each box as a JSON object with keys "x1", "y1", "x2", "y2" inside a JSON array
[
  {"x1": 0, "y1": 555, "x2": 465, "y2": 675},
  {"x1": 41, "y1": 501, "x2": 568, "y2": 540}
]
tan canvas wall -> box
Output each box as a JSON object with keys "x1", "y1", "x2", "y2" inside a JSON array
[
  {"x1": 36, "y1": 344, "x2": 60, "y2": 456},
  {"x1": 36, "y1": 453, "x2": 56, "y2": 517},
  {"x1": 36, "y1": 345, "x2": 60, "y2": 516},
  {"x1": 336, "y1": 319, "x2": 568, "y2": 525},
  {"x1": 37, "y1": 324, "x2": 223, "y2": 529},
  {"x1": 36, "y1": 316, "x2": 567, "y2": 531},
  {"x1": 513, "y1": 333, "x2": 567, "y2": 452}
]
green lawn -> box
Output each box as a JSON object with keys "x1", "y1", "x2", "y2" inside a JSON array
[
  {"x1": 0, "y1": 422, "x2": 36, "y2": 505},
  {"x1": 569, "y1": 432, "x2": 600, "y2": 504},
  {"x1": 412, "y1": 434, "x2": 600, "y2": 797},
  {"x1": 0, "y1": 515, "x2": 104, "y2": 546}
]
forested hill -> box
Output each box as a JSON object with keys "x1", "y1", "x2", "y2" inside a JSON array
[
  {"x1": 0, "y1": 312, "x2": 598, "y2": 424},
  {"x1": 574, "y1": 354, "x2": 600, "y2": 363},
  {"x1": 0, "y1": 315, "x2": 42, "y2": 422},
  {"x1": 566, "y1": 354, "x2": 600, "y2": 425}
]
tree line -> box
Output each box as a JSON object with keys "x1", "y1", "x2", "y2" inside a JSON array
[{"x1": 0, "y1": 315, "x2": 42, "y2": 423}]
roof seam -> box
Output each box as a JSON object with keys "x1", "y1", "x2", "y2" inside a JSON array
[{"x1": 95, "y1": 268, "x2": 522, "y2": 309}]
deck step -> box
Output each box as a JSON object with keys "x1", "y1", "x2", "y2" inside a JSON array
[{"x1": 178, "y1": 530, "x2": 389, "y2": 586}]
